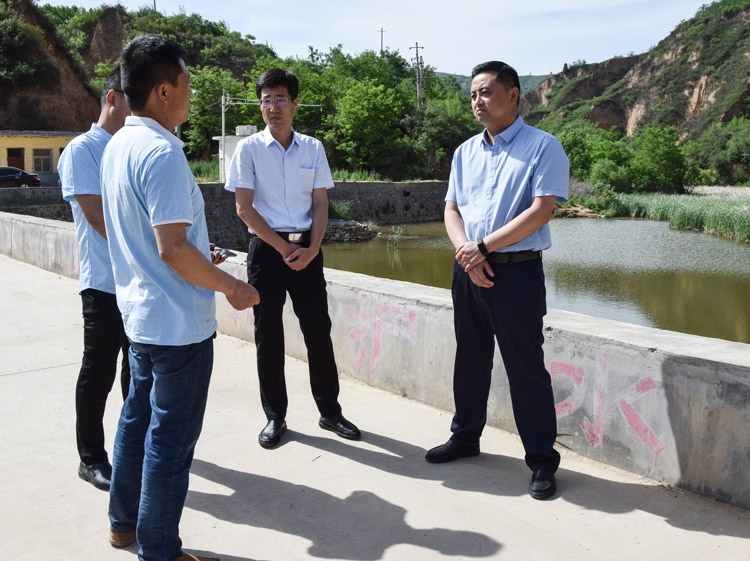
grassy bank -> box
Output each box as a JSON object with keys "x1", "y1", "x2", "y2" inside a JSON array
[
  {"x1": 610, "y1": 192, "x2": 750, "y2": 242},
  {"x1": 189, "y1": 159, "x2": 220, "y2": 182}
]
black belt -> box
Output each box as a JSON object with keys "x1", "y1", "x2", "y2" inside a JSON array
[
  {"x1": 271, "y1": 230, "x2": 311, "y2": 247},
  {"x1": 486, "y1": 250, "x2": 542, "y2": 264}
]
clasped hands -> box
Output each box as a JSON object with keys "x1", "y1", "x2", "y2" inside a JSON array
[
  {"x1": 284, "y1": 242, "x2": 316, "y2": 271},
  {"x1": 456, "y1": 241, "x2": 494, "y2": 288}
]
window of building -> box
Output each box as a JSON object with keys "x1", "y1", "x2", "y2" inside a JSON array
[{"x1": 33, "y1": 148, "x2": 52, "y2": 173}]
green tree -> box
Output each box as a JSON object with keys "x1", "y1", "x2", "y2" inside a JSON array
[
  {"x1": 630, "y1": 126, "x2": 686, "y2": 193},
  {"x1": 555, "y1": 119, "x2": 630, "y2": 180},
  {"x1": 325, "y1": 79, "x2": 404, "y2": 172},
  {"x1": 406, "y1": 93, "x2": 481, "y2": 178},
  {"x1": 589, "y1": 159, "x2": 631, "y2": 193},
  {"x1": 184, "y1": 65, "x2": 245, "y2": 158},
  {"x1": 557, "y1": 126, "x2": 592, "y2": 179}
]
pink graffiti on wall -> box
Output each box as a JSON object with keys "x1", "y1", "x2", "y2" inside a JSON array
[
  {"x1": 347, "y1": 293, "x2": 419, "y2": 376},
  {"x1": 231, "y1": 306, "x2": 254, "y2": 328},
  {"x1": 551, "y1": 350, "x2": 665, "y2": 463},
  {"x1": 616, "y1": 377, "x2": 665, "y2": 465}
]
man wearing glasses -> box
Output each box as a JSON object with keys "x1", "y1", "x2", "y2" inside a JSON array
[
  {"x1": 226, "y1": 68, "x2": 360, "y2": 449},
  {"x1": 59, "y1": 65, "x2": 131, "y2": 492}
]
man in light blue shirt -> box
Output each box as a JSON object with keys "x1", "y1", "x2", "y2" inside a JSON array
[
  {"x1": 101, "y1": 34, "x2": 259, "y2": 561},
  {"x1": 425, "y1": 61, "x2": 569, "y2": 501},
  {"x1": 226, "y1": 68, "x2": 360, "y2": 449},
  {"x1": 59, "y1": 65, "x2": 131, "y2": 492}
]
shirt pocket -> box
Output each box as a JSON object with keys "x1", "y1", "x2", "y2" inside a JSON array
[{"x1": 299, "y1": 168, "x2": 315, "y2": 190}]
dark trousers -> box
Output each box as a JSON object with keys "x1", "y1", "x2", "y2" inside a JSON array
[
  {"x1": 449, "y1": 258, "x2": 560, "y2": 472},
  {"x1": 247, "y1": 237, "x2": 342, "y2": 420},
  {"x1": 76, "y1": 288, "x2": 130, "y2": 465}
]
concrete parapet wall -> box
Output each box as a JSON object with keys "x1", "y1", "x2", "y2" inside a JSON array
[
  {"x1": 2, "y1": 210, "x2": 749, "y2": 509},
  {"x1": 0, "y1": 211, "x2": 77, "y2": 277},
  {"x1": 0, "y1": 181, "x2": 447, "y2": 247}
]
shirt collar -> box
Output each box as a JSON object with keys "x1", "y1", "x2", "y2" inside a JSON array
[
  {"x1": 89, "y1": 123, "x2": 112, "y2": 142},
  {"x1": 124, "y1": 115, "x2": 185, "y2": 148},
  {"x1": 262, "y1": 126, "x2": 299, "y2": 149},
  {"x1": 482, "y1": 115, "x2": 525, "y2": 147}
]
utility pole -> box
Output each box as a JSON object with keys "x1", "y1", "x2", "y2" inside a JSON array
[
  {"x1": 377, "y1": 28, "x2": 386, "y2": 55},
  {"x1": 410, "y1": 42, "x2": 425, "y2": 108}
]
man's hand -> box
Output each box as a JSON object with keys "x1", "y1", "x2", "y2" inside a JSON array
[
  {"x1": 284, "y1": 245, "x2": 318, "y2": 271},
  {"x1": 225, "y1": 278, "x2": 260, "y2": 310},
  {"x1": 209, "y1": 242, "x2": 228, "y2": 265},
  {"x1": 467, "y1": 260, "x2": 495, "y2": 288},
  {"x1": 456, "y1": 241, "x2": 485, "y2": 273}
]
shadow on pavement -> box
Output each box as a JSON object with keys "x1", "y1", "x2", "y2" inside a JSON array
[
  {"x1": 286, "y1": 430, "x2": 750, "y2": 539},
  {"x1": 187, "y1": 458, "x2": 502, "y2": 561}
]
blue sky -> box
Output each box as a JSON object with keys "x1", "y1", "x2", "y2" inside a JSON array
[{"x1": 40, "y1": 0, "x2": 710, "y2": 75}]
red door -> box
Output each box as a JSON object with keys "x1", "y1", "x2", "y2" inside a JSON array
[{"x1": 7, "y1": 148, "x2": 24, "y2": 170}]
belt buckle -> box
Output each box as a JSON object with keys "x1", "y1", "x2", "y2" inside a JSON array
[{"x1": 288, "y1": 232, "x2": 303, "y2": 243}]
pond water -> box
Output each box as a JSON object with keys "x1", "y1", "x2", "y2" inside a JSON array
[{"x1": 323, "y1": 219, "x2": 750, "y2": 344}]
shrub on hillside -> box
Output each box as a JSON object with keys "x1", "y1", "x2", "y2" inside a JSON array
[{"x1": 590, "y1": 159, "x2": 632, "y2": 193}]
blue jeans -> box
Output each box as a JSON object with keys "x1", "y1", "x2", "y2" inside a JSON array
[{"x1": 109, "y1": 338, "x2": 213, "y2": 561}]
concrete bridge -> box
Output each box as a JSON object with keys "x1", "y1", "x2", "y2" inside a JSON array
[{"x1": 1, "y1": 209, "x2": 749, "y2": 559}]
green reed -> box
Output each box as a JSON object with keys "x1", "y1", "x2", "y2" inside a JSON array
[{"x1": 613, "y1": 193, "x2": 750, "y2": 242}]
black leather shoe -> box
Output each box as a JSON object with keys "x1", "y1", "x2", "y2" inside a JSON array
[
  {"x1": 319, "y1": 414, "x2": 361, "y2": 440},
  {"x1": 529, "y1": 469, "x2": 557, "y2": 500},
  {"x1": 425, "y1": 440, "x2": 480, "y2": 463},
  {"x1": 78, "y1": 461, "x2": 112, "y2": 491},
  {"x1": 258, "y1": 419, "x2": 287, "y2": 448}
]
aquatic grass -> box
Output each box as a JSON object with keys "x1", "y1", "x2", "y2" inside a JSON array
[
  {"x1": 389, "y1": 225, "x2": 404, "y2": 249},
  {"x1": 329, "y1": 199, "x2": 352, "y2": 220},
  {"x1": 613, "y1": 193, "x2": 750, "y2": 241}
]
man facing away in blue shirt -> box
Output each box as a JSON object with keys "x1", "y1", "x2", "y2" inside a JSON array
[
  {"x1": 226, "y1": 68, "x2": 360, "y2": 449},
  {"x1": 425, "y1": 61, "x2": 570, "y2": 501},
  {"x1": 59, "y1": 65, "x2": 131, "y2": 492},
  {"x1": 101, "y1": 34, "x2": 259, "y2": 561}
]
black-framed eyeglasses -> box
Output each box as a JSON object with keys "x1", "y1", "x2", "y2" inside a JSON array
[{"x1": 260, "y1": 97, "x2": 293, "y2": 107}]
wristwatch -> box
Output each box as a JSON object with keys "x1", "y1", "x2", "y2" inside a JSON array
[{"x1": 477, "y1": 239, "x2": 490, "y2": 257}]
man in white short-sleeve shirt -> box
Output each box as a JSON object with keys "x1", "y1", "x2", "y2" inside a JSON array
[
  {"x1": 101, "y1": 34, "x2": 259, "y2": 561},
  {"x1": 59, "y1": 65, "x2": 131, "y2": 492},
  {"x1": 225, "y1": 68, "x2": 360, "y2": 449}
]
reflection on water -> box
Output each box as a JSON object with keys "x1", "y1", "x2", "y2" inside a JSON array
[{"x1": 323, "y1": 220, "x2": 750, "y2": 344}]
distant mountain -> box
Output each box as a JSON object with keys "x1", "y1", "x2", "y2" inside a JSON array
[
  {"x1": 0, "y1": 0, "x2": 275, "y2": 131},
  {"x1": 520, "y1": 0, "x2": 750, "y2": 139},
  {"x1": 0, "y1": 0, "x2": 99, "y2": 130},
  {"x1": 436, "y1": 72, "x2": 552, "y2": 97}
]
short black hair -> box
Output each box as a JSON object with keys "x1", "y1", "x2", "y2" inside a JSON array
[
  {"x1": 471, "y1": 61, "x2": 521, "y2": 96},
  {"x1": 256, "y1": 68, "x2": 299, "y2": 100},
  {"x1": 100, "y1": 65, "x2": 122, "y2": 107},
  {"x1": 120, "y1": 33, "x2": 187, "y2": 111}
]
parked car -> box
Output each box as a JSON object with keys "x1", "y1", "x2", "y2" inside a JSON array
[{"x1": 0, "y1": 167, "x2": 42, "y2": 188}]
